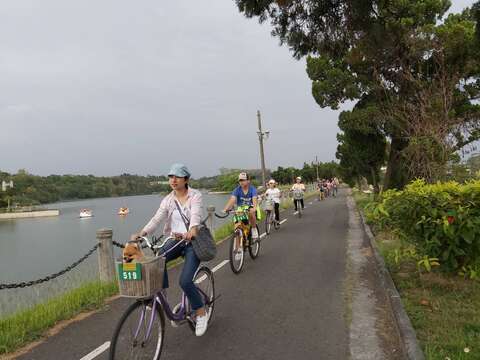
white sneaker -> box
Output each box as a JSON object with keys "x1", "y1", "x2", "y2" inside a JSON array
[
  {"x1": 195, "y1": 314, "x2": 208, "y2": 336},
  {"x1": 251, "y1": 227, "x2": 259, "y2": 239}
]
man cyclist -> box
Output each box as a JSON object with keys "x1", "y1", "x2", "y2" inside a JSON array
[{"x1": 222, "y1": 172, "x2": 260, "y2": 240}]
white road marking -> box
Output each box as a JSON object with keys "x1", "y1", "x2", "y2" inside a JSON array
[
  {"x1": 279, "y1": 219, "x2": 287, "y2": 225},
  {"x1": 309, "y1": 202, "x2": 313, "y2": 205},
  {"x1": 293, "y1": 211, "x2": 299, "y2": 215},
  {"x1": 195, "y1": 259, "x2": 229, "y2": 283},
  {"x1": 260, "y1": 232, "x2": 267, "y2": 239},
  {"x1": 212, "y1": 259, "x2": 229, "y2": 272},
  {"x1": 79, "y1": 341, "x2": 110, "y2": 360}
]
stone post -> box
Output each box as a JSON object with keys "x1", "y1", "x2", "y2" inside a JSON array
[{"x1": 97, "y1": 228, "x2": 116, "y2": 283}]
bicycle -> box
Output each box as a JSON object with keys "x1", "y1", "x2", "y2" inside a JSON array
[
  {"x1": 109, "y1": 236, "x2": 215, "y2": 360},
  {"x1": 263, "y1": 198, "x2": 279, "y2": 235},
  {"x1": 215, "y1": 207, "x2": 260, "y2": 274},
  {"x1": 292, "y1": 190, "x2": 304, "y2": 218}
]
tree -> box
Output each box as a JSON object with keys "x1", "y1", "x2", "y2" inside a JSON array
[
  {"x1": 336, "y1": 101, "x2": 387, "y2": 192},
  {"x1": 236, "y1": 0, "x2": 480, "y2": 188}
]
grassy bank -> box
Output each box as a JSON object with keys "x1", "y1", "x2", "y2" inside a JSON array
[
  {"x1": 0, "y1": 281, "x2": 117, "y2": 355},
  {"x1": 353, "y1": 189, "x2": 480, "y2": 359}
]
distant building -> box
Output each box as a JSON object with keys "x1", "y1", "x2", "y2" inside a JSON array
[{"x1": 1, "y1": 180, "x2": 13, "y2": 192}]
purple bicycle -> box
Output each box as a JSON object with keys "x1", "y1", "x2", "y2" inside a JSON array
[{"x1": 109, "y1": 236, "x2": 215, "y2": 360}]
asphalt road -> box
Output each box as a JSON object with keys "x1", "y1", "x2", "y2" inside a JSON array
[{"x1": 16, "y1": 191, "x2": 350, "y2": 360}]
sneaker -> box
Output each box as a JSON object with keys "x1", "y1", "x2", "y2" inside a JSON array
[
  {"x1": 251, "y1": 227, "x2": 259, "y2": 239},
  {"x1": 195, "y1": 314, "x2": 209, "y2": 336}
]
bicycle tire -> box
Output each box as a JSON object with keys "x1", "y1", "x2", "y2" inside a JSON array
[
  {"x1": 298, "y1": 204, "x2": 302, "y2": 218},
  {"x1": 109, "y1": 299, "x2": 165, "y2": 360},
  {"x1": 265, "y1": 210, "x2": 272, "y2": 235},
  {"x1": 248, "y1": 225, "x2": 260, "y2": 259},
  {"x1": 229, "y1": 230, "x2": 244, "y2": 274},
  {"x1": 187, "y1": 266, "x2": 215, "y2": 332}
]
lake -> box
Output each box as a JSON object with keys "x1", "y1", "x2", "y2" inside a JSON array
[{"x1": 0, "y1": 192, "x2": 229, "y2": 316}]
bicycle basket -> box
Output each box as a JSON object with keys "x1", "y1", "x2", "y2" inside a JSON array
[
  {"x1": 116, "y1": 256, "x2": 164, "y2": 298},
  {"x1": 263, "y1": 199, "x2": 274, "y2": 211},
  {"x1": 293, "y1": 190, "x2": 304, "y2": 200}
]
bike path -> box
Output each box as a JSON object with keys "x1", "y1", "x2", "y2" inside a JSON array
[{"x1": 16, "y1": 193, "x2": 349, "y2": 360}]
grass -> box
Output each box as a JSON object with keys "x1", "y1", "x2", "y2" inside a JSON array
[
  {"x1": 0, "y1": 281, "x2": 117, "y2": 355},
  {"x1": 351, "y1": 189, "x2": 480, "y2": 359}
]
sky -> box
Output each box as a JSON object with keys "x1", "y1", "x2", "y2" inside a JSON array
[{"x1": 0, "y1": 0, "x2": 476, "y2": 177}]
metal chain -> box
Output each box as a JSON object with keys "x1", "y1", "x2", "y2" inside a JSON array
[
  {"x1": 0, "y1": 243, "x2": 99, "y2": 290},
  {"x1": 112, "y1": 240, "x2": 125, "y2": 249}
]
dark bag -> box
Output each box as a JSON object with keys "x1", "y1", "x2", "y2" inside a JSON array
[{"x1": 174, "y1": 200, "x2": 217, "y2": 262}]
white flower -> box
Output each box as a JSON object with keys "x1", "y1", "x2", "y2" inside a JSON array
[{"x1": 464, "y1": 347, "x2": 470, "y2": 353}]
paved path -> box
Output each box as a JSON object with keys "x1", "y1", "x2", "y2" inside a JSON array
[{"x1": 15, "y1": 190, "x2": 399, "y2": 360}]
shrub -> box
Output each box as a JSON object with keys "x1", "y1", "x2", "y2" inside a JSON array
[{"x1": 368, "y1": 179, "x2": 480, "y2": 271}]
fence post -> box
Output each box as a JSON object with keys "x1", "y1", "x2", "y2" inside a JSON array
[
  {"x1": 97, "y1": 228, "x2": 116, "y2": 283},
  {"x1": 207, "y1": 206, "x2": 215, "y2": 233}
]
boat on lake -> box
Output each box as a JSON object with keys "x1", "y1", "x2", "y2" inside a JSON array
[
  {"x1": 118, "y1": 207, "x2": 129, "y2": 216},
  {"x1": 79, "y1": 209, "x2": 93, "y2": 218}
]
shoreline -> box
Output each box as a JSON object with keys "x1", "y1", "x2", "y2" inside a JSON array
[{"x1": 0, "y1": 210, "x2": 60, "y2": 220}]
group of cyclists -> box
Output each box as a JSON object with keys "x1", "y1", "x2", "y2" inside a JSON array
[
  {"x1": 316, "y1": 177, "x2": 339, "y2": 200},
  {"x1": 129, "y1": 164, "x2": 319, "y2": 338}
]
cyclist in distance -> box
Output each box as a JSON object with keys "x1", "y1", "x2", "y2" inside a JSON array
[
  {"x1": 265, "y1": 179, "x2": 281, "y2": 224},
  {"x1": 291, "y1": 176, "x2": 306, "y2": 211},
  {"x1": 130, "y1": 163, "x2": 209, "y2": 337},
  {"x1": 222, "y1": 172, "x2": 260, "y2": 240}
]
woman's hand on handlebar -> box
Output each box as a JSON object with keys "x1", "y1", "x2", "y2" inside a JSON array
[{"x1": 130, "y1": 231, "x2": 147, "y2": 242}]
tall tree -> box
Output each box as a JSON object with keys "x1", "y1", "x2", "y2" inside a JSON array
[{"x1": 236, "y1": 0, "x2": 480, "y2": 188}]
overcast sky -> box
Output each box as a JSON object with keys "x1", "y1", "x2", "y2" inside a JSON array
[{"x1": 0, "y1": 0, "x2": 475, "y2": 177}]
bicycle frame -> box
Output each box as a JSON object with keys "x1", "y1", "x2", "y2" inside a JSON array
[{"x1": 133, "y1": 237, "x2": 211, "y2": 343}]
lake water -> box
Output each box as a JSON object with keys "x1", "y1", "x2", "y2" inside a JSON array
[{"x1": 0, "y1": 193, "x2": 229, "y2": 316}]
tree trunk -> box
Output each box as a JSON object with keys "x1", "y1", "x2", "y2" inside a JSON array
[
  {"x1": 384, "y1": 136, "x2": 409, "y2": 190},
  {"x1": 370, "y1": 166, "x2": 379, "y2": 194}
]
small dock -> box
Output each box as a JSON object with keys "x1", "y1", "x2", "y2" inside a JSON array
[{"x1": 0, "y1": 209, "x2": 60, "y2": 220}]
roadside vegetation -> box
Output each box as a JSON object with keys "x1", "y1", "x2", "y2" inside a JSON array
[
  {"x1": 353, "y1": 183, "x2": 480, "y2": 359},
  {"x1": 0, "y1": 281, "x2": 117, "y2": 355}
]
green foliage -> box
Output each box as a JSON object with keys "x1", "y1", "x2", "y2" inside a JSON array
[
  {"x1": 271, "y1": 162, "x2": 339, "y2": 184},
  {"x1": 368, "y1": 179, "x2": 480, "y2": 271},
  {"x1": 0, "y1": 170, "x2": 170, "y2": 207},
  {"x1": 236, "y1": 0, "x2": 480, "y2": 189}
]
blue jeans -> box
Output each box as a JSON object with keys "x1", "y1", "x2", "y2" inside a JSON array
[{"x1": 160, "y1": 240, "x2": 204, "y2": 311}]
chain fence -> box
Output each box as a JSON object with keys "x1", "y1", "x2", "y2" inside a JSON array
[{"x1": 0, "y1": 243, "x2": 99, "y2": 290}]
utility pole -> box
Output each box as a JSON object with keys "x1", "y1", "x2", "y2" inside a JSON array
[
  {"x1": 315, "y1": 156, "x2": 319, "y2": 180},
  {"x1": 256, "y1": 110, "x2": 269, "y2": 187}
]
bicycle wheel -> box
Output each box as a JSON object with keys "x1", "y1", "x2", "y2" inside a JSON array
[
  {"x1": 265, "y1": 210, "x2": 272, "y2": 235},
  {"x1": 248, "y1": 225, "x2": 260, "y2": 259},
  {"x1": 298, "y1": 204, "x2": 303, "y2": 218},
  {"x1": 229, "y1": 229, "x2": 244, "y2": 274},
  {"x1": 109, "y1": 299, "x2": 165, "y2": 360},
  {"x1": 187, "y1": 266, "x2": 215, "y2": 332}
]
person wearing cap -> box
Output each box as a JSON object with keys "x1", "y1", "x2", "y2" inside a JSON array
[
  {"x1": 130, "y1": 163, "x2": 209, "y2": 337},
  {"x1": 222, "y1": 172, "x2": 259, "y2": 240},
  {"x1": 265, "y1": 179, "x2": 281, "y2": 223},
  {"x1": 291, "y1": 176, "x2": 306, "y2": 211}
]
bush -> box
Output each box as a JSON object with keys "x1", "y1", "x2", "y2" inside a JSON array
[{"x1": 368, "y1": 179, "x2": 480, "y2": 271}]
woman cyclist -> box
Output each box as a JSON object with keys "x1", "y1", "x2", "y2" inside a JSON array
[
  {"x1": 265, "y1": 179, "x2": 281, "y2": 224},
  {"x1": 291, "y1": 176, "x2": 306, "y2": 211},
  {"x1": 130, "y1": 163, "x2": 209, "y2": 337}
]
